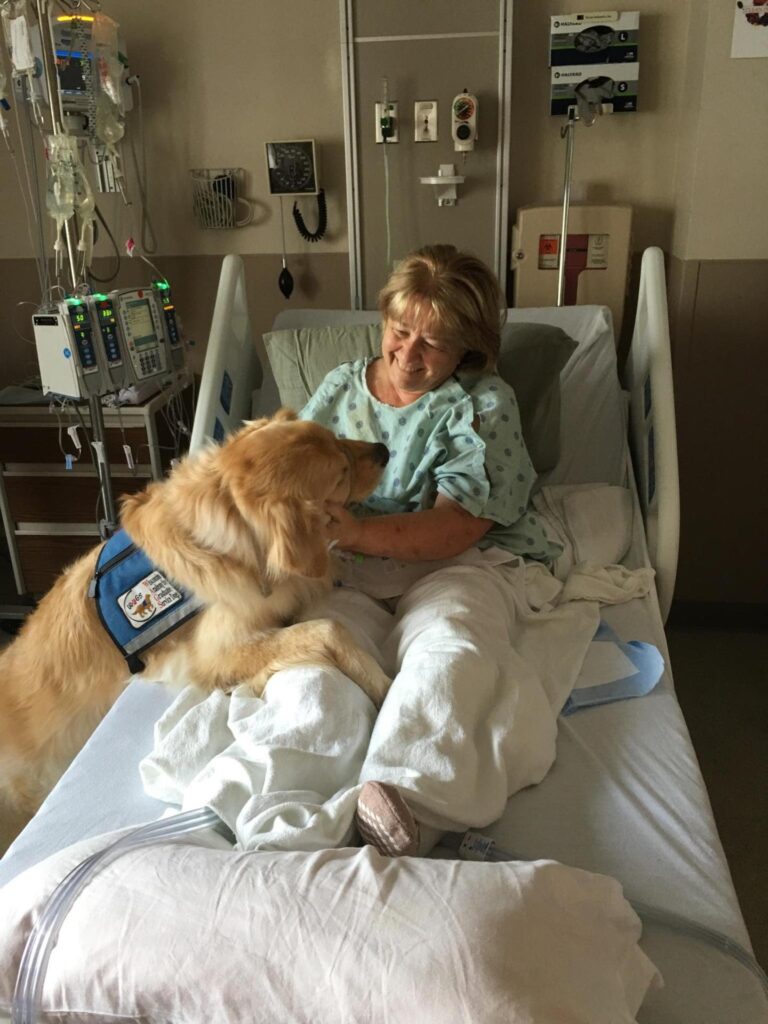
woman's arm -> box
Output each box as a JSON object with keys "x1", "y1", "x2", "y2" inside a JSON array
[{"x1": 326, "y1": 494, "x2": 494, "y2": 561}]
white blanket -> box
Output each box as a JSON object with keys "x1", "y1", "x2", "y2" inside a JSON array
[
  {"x1": 532, "y1": 482, "x2": 634, "y2": 579},
  {"x1": 0, "y1": 831, "x2": 661, "y2": 1024},
  {"x1": 140, "y1": 554, "x2": 653, "y2": 853}
]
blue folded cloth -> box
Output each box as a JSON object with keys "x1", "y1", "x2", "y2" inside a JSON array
[{"x1": 561, "y1": 619, "x2": 664, "y2": 716}]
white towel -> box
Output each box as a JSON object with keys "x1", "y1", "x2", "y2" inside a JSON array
[
  {"x1": 561, "y1": 562, "x2": 655, "y2": 604},
  {"x1": 533, "y1": 484, "x2": 634, "y2": 580}
]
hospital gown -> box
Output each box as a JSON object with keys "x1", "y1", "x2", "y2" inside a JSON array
[{"x1": 299, "y1": 357, "x2": 560, "y2": 562}]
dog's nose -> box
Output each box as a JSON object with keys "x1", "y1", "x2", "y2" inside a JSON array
[{"x1": 373, "y1": 443, "x2": 389, "y2": 466}]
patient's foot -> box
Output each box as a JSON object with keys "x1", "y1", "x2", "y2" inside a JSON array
[{"x1": 356, "y1": 781, "x2": 419, "y2": 857}]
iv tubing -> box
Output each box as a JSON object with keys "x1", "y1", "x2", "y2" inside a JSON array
[
  {"x1": 11, "y1": 807, "x2": 221, "y2": 1024},
  {"x1": 448, "y1": 832, "x2": 768, "y2": 997}
]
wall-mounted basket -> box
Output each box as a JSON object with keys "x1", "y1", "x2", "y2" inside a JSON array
[{"x1": 190, "y1": 167, "x2": 253, "y2": 229}]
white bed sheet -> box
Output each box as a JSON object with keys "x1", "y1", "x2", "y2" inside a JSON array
[
  {"x1": 2, "y1": 593, "x2": 763, "y2": 1022},
  {"x1": 1, "y1": 567, "x2": 765, "y2": 1022}
]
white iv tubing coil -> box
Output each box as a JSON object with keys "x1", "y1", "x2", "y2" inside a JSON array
[
  {"x1": 11, "y1": 807, "x2": 221, "y2": 1024},
  {"x1": 451, "y1": 831, "x2": 768, "y2": 996}
]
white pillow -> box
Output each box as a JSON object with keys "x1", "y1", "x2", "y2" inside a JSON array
[{"x1": 0, "y1": 829, "x2": 660, "y2": 1024}]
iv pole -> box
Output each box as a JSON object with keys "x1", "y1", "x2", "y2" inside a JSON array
[
  {"x1": 556, "y1": 98, "x2": 605, "y2": 308},
  {"x1": 556, "y1": 106, "x2": 577, "y2": 307},
  {"x1": 35, "y1": 0, "x2": 118, "y2": 537}
]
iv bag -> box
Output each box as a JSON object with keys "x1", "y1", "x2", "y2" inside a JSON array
[
  {"x1": 96, "y1": 91, "x2": 124, "y2": 145},
  {"x1": 93, "y1": 13, "x2": 124, "y2": 113},
  {"x1": 1, "y1": 0, "x2": 36, "y2": 75},
  {"x1": 45, "y1": 134, "x2": 78, "y2": 223}
]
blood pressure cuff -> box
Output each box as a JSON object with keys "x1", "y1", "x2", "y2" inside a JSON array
[{"x1": 89, "y1": 528, "x2": 203, "y2": 674}]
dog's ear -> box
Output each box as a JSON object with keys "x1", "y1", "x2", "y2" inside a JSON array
[
  {"x1": 272, "y1": 408, "x2": 298, "y2": 423},
  {"x1": 261, "y1": 497, "x2": 329, "y2": 580}
]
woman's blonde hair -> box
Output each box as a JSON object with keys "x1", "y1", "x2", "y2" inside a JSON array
[{"x1": 377, "y1": 244, "x2": 505, "y2": 370}]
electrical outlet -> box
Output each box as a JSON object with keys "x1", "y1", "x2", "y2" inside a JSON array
[
  {"x1": 414, "y1": 100, "x2": 438, "y2": 142},
  {"x1": 375, "y1": 101, "x2": 399, "y2": 143}
]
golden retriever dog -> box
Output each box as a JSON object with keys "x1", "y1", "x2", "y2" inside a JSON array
[{"x1": 0, "y1": 410, "x2": 391, "y2": 821}]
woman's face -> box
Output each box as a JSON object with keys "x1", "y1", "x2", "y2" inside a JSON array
[{"x1": 381, "y1": 308, "x2": 464, "y2": 396}]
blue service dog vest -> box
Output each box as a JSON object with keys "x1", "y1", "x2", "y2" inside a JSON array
[{"x1": 90, "y1": 528, "x2": 203, "y2": 673}]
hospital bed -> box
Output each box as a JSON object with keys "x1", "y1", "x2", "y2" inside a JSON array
[{"x1": 0, "y1": 248, "x2": 766, "y2": 1023}]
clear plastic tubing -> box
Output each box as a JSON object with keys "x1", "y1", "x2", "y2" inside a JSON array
[
  {"x1": 450, "y1": 831, "x2": 768, "y2": 997},
  {"x1": 12, "y1": 807, "x2": 220, "y2": 1024}
]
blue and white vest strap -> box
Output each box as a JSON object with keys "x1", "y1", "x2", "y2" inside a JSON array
[{"x1": 89, "y1": 528, "x2": 204, "y2": 674}]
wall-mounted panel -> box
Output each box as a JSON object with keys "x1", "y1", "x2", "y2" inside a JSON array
[
  {"x1": 344, "y1": 0, "x2": 509, "y2": 307},
  {"x1": 354, "y1": 35, "x2": 501, "y2": 305}
]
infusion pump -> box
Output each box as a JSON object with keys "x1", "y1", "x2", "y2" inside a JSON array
[{"x1": 33, "y1": 285, "x2": 185, "y2": 400}]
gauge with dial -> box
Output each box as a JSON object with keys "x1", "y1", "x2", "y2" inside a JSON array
[{"x1": 265, "y1": 140, "x2": 319, "y2": 196}]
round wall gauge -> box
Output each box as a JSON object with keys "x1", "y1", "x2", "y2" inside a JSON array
[{"x1": 265, "y1": 140, "x2": 319, "y2": 196}]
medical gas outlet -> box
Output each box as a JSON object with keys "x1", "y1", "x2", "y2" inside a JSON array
[
  {"x1": 451, "y1": 92, "x2": 478, "y2": 152},
  {"x1": 375, "y1": 101, "x2": 399, "y2": 143},
  {"x1": 414, "y1": 101, "x2": 438, "y2": 142}
]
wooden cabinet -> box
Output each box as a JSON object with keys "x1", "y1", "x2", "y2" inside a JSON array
[{"x1": 0, "y1": 377, "x2": 194, "y2": 596}]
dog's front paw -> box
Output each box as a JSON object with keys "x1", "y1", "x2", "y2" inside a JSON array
[{"x1": 355, "y1": 654, "x2": 392, "y2": 709}]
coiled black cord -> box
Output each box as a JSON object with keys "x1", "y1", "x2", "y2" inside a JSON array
[{"x1": 292, "y1": 188, "x2": 327, "y2": 242}]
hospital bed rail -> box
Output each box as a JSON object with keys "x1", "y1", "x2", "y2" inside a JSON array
[{"x1": 623, "y1": 246, "x2": 680, "y2": 623}]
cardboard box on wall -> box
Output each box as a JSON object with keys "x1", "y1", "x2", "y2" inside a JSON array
[
  {"x1": 550, "y1": 11, "x2": 639, "y2": 66},
  {"x1": 550, "y1": 63, "x2": 639, "y2": 116}
]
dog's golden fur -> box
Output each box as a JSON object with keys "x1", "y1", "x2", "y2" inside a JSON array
[{"x1": 0, "y1": 410, "x2": 391, "y2": 820}]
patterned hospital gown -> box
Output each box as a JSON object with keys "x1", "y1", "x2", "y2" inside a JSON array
[{"x1": 299, "y1": 357, "x2": 560, "y2": 563}]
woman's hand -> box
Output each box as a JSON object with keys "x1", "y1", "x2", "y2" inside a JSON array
[
  {"x1": 325, "y1": 502, "x2": 365, "y2": 552},
  {"x1": 325, "y1": 496, "x2": 493, "y2": 561}
]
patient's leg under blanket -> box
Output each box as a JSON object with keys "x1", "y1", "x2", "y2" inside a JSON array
[
  {"x1": 141, "y1": 564, "x2": 600, "y2": 852},
  {"x1": 360, "y1": 562, "x2": 600, "y2": 840}
]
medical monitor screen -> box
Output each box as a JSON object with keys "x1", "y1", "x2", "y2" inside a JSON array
[{"x1": 124, "y1": 299, "x2": 158, "y2": 350}]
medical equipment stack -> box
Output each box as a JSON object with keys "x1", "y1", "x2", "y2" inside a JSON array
[{"x1": 1, "y1": 1, "x2": 191, "y2": 547}]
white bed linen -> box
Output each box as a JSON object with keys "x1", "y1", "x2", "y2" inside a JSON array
[
  {"x1": 0, "y1": 539, "x2": 764, "y2": 1023},
  {"x1": 139, "y1": 560, "x2": 651, "y2": 852},
  {"x1": 0, "y1": 837, "x2": 660, "y2": 1024}
]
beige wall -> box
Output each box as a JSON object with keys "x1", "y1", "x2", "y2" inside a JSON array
[
  {"x1": 509, "y1": 0, "x2": 693, "y2": 254},
  {"x1": 672, "y1": 0, "x2": 768, "y2": 260},
  {"x1": 0, "y1": 0, "x2": 348, "y2": 261},
  {"x1": 2, "y1": 1, "x2": 765, "y2": 266}
]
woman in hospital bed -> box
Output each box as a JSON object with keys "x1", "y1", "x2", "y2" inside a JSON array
[
  {"x1": 143, "y1": 244, "x2": 643, "y2": 857},
  {"x1": 299, "y1": 244, "x2": 571, "y2": 856}
]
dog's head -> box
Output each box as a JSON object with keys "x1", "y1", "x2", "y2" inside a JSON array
[{"x1": 218, "y1": 409, "x2": 389, "y2": 580}]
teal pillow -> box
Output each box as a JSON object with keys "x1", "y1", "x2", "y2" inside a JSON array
[{"x1": 262, "y1": 322, "x2": 576, "y2": 472}]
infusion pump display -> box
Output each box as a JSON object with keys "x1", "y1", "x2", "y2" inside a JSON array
[
  {"x1": 33, "y1": 284, "x2": 185, "y2": 400},
  {"x1": 111, "y1": 288, "x2": 169, "y2": 381}
]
